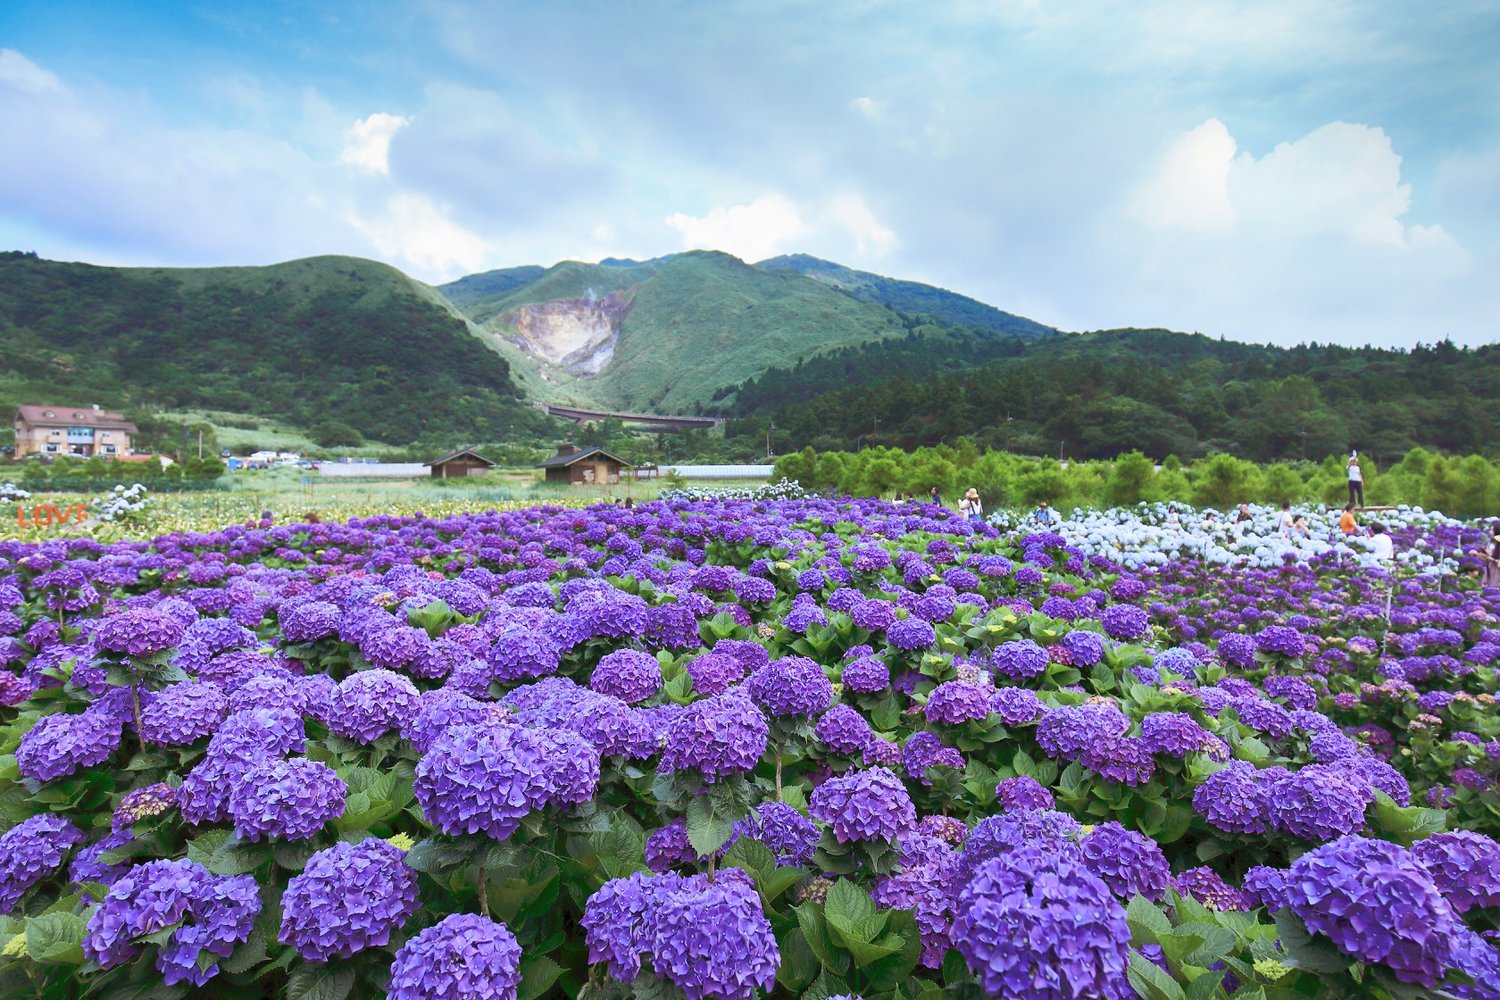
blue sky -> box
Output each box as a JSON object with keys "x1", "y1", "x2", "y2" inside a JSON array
[{"x1": 2, "y1": 0, "x2": 1497, "y2": 347}]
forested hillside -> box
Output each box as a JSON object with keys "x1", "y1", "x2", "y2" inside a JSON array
[
  {"x1": 721, "y1": 330, "x2": 1499, "y2": 465},
  {"x1": 0, "y1": 252, "x2": 546, "y2": 447}
]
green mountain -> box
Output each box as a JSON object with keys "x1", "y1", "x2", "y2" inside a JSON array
[
  {"x1": 0, "y1": 252, "x2": 545, "y2": 448},
  {"x1": 439, "y1": 251, "x2": 916, "y2": 413},
  {"x1": 756, "y1": 254, "x2": 1054, "y2": 339}
]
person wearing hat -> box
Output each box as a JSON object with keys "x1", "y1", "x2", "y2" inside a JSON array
[
  {"x1": 1347, "y1": 453, "x2": 1364, "y2": 507},
  {"x1": 958, "y1": 487, "x2": 984, "y2": 521},
  {"x1": 1033, "y1": 500, "x2": 1055, "y2": 526}
]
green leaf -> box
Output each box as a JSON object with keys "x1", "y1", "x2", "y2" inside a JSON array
[
  {"x1": 518, "y1": 954, "x2": 562, "y2": 1000},
  {"x1": 1125, "y1": 894, "x2": 1172, "y2": 945},
  {"x1": 823, "y1": 878, "x2": 875, "y2": 930},
  {"x1": 1127, "y1": 951, "x2": 1187, "y2": 1000},
  {"x1": 24, "y1": 911, "x2": 87, "y2": 965},
  {"x1": 1272, "y1": 908, "x2": 1351, "y2": 975},
  {"x1": 219, "y1": 927, "x2": 268, "y2": 974},
  {"x1": 286, "y1": 963, "x2": 355, "y2": 1000},
  {"x1": 684, "y1": 797, "x2": 735, "y2": 857}
]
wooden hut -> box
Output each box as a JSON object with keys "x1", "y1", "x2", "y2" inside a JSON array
[
  {"x1": 425, "y1": 448, "x2": 496, "y2": 479},
  {"x1": 538, "y1": 444, "x2": 633, "y2": 485}
]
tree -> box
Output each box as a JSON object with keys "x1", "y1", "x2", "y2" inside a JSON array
[
  {"x1": 311, "y1": 421, "x2": 365, "y2": 448},
  {"x1": 1191, "y1": 453, "x2": 1260, "y2": 509},
  {"x1": 1105, "y1": 451, "x2": 1155, "y2": 505}
]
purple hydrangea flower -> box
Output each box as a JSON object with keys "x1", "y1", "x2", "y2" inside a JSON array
[
  {"x1": 1101, "y1": 605, "x2": 1150, "y2": 641},
  {"x1": 280, "y1": 600, "x2": 341, "y2": 642},
  {"x1": 902, "y1": 731, "x2": 965, "y2": 785},
  {"x1": 954, "y1": 846, "x2": 1129, "y2": 1000},
  {"x1": 1140, "y1": 712, "x2": 1212, "y2": 757},
  {"x1": 886, "y1": 616, "x2": 937, "y2": 651},
  {"x1": 279, "y1": 838, "x2": 420, "y2": 961},
  {"x1": 95, "y1": 609, "x2": 187, "y2": 657},
  {"x1": 415, "y1": 723, "x2": 599, "y2": 839},
  {"x1": 227, "y1": 757, "x2": 347, "y2": 842},
  {"x1": 1061, "y1": 631, "x2": 1106, "y2": 668},
  {"x1": 992, "y1": 640, "x2": 1048, "y2": 680},
  {"x1": 1172, "y1": 867, "x2": 1249, "y2": 911},
  {"x1": 0, "y1": 813, "x2": 84, "y2": 913},
  {"x1": 328, "y1": 669, "x2": 420, "y2": 744},
  {"x1": 747, "y1": 656, "x2": 834, "y2": 717},
  {"x1": 1268, "y1": 764, "x2": 1371, "y2": 842},
  {"x1": 1410, "y1": 831, "x2": 1500, "y2": 913},
  {"x1": 1192, "y1": 761, "x2": 1271, "y2": 835},
  {"x1": 139, "y1": 681, "x2": 229, "y2": 746},
  {"x1": 590, "y1": 649, "x2": 663, "y2": 704},
  {"x1": 1079, "y1": 822, "x2": 1170, "y2": 901},
  {"x1": 1255, "y1": 625, "x2": 1308, "y2": 658},
  {"x1": 808, "y1": 767, "x2": 916, "y2": 843},
  {"x1": 685, "y1": 651, "x2": 744, "y2": 697},
  {"x1": 989, "y1": 687, "x2": 1043, "y2": 725},
  {"x1": 83, "y1": 859, "x2": 260, "y2": 987},
  {"x1": 925, "y1": 681, "x2": 993, "y2": 725},
  {"x1": 733, "y1": 801, "x2": 820, "y2": 867},
  {"x1": 841, "y1": 656, "x2": 890, "y2": 693},
  {"x1": 648, "y1": 870, "x2": 779, "y2": 1000},
  {"x1": 815, "y1": 703, "x2": 873, "y2": 755},
  {"x1": 1287, "y1": 835, "x2": 1457, "y2": 987},
  {"x1": 659, "y1": 693, "x2": 768, "y2": 782},
  {"x1": 16, "y1": 709, "x2": 124, "y2": 783},
  {"x1": 387, "y1": 913, "x2": 523, "y2": 1000},
  {"x1": 995, "y1": 775, "x2": 1055, "y2": 811}
]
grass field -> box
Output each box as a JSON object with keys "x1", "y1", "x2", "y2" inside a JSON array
[{"x1": 0, "y1": 468, "x2": 766, "y2": 540}]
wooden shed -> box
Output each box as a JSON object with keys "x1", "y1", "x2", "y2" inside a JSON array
[
  {"x1": 425, "y1": 448, "x2": 497, "y2": 479},
  {"x1": 538, "y1": 444, "x2": 633, "y2": 485}
]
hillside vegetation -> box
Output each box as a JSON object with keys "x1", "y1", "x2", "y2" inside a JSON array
[
  {"x1": 721, "y1": 329, "x2": 1499, "y2": 466},
  {"x1": 0, "y1": 252, "x2": 545, "y2": 448}
]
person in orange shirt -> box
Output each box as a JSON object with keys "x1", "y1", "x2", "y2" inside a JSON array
[{"x1": 1339, "y1": 503, "x2": 1359, "y2": 535}]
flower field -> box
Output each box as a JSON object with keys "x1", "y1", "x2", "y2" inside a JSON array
[{"x1": 0, "y1": 497, "x2": 1497, "y2": 999}]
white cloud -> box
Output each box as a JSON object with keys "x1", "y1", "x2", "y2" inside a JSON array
[
  {"x1": 349, "y1": 192, "x2": 491, "y2": 279},
  {"x1": 0, "y1": 49, "x2": 63, "y2": 96},
  {"x1": 340, "y1": 112, "x2": 410, "y2": 175},
  {"x1": 849, "y1": 96, "x2": 884, "y2": 122},
  {"x1": 665, "y1": 195, "x2": 804, "y2": 261},
  {"x1": 826, "y1": 192, "x2": 897, "y2": 256},
  {"x1": 1131, "y1": 118, "x2": 1235, "y2": 231}
]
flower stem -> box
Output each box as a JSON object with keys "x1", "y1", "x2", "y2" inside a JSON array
[
  {"x1": 130, "y1": 682, "x2": 147, "y2": 755},
  {"x1": 476, "y1": 864, "x2": 489, "y2": 919}
]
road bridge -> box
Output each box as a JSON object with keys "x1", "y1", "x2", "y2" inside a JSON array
[{"x1": 540, "y1": 403, "x2": 720, "y2": 432}]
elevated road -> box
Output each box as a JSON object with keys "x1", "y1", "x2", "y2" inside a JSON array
[{"x1": 540, "y1": 403, "x2": 720, "y2": 431}]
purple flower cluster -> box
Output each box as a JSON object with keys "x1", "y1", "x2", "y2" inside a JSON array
[
  {"x1": 809, "y1": 766, "x2": 916, "y2": 843},
  {"x1": 387, "y1": 913, "x2": 523, "y2": 1000},
  {"x1": 1410, "y1": 831, "x2": 1500, "y2": 913},
  {"x1": 590, "y1": 649, "x2": 663, "y2": 703},
  {"x1": 583, "y1": 869, "x2": 778, "y2": 999},
  {"x1": 659, "y1": 692, "x2": 768, "y2": 782},
  {"x1": 747, "y1": 656, "x2": 834, "y2": 717},
  {"x1": 95, "y1": 609, "x2": 186, "y2": 657},
  {"x1": 0, "y1": 813, "x2": 84, "y2": 913},
  {"x1": 279, "y1": 838, "x2": 419, "y2": 961},
  {"x1": 415, "y1": 723, "x2": 600, "y2": 839},
  {"x1": 139, "y1": 681, "x2": 229, "y2": 746},
  {"x1": 954, "y1": 846, "x2": 1129, "y2": 1000},
  {"x1": 83, "y1": 859, "x2": 261, "y2": 987},
  {"x1": 1079, "y1": 822, "x2": 1170, "y2": 901},
  {"x1": 328, "y1": 669, "x2": 420, "y2": 744},
  {"x1": 228, "y1": 757, "x2": 347, "y2": 841},
  {"x1": 924, "y1": 681, "x2": 994, "y2": 725},
  {"x1": 1286, "y1": 835, "x2": 1457, "y2": 987},
  {"x1": 16, "y1": 708, "x2": 123, "y2": 783}
]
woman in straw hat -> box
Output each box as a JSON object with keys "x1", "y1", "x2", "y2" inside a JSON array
[{"x1": 958, "y1": 487, "x2": 984, "y2": 522}]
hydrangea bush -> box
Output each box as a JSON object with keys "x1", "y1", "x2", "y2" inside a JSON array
[{"x1": 0, "y1": 495, "x2": 1495, "y2": 999}]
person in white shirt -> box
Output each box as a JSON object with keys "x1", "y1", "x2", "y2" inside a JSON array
[
  {"x1": 1279, "y1": 501, "x2": 1296, "y2": 538},
  {"x1": 1369, "y1": 523, "x2": 1393, "y2": 562},
  {"x1": 1347, "y1": 454, "x2": 1364, "y2": 507}
]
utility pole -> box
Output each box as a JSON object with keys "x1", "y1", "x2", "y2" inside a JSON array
[
  {"x1": 197, "y1": 429, "x2": 203, "y2": 460},
  {"x1": 765, "y1": 422, "x2": 775, "y2": 460}
]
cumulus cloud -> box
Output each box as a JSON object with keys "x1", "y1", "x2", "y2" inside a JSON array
[
  {"x1": 348, "y1": 192, "x2": 491, "y2": 279},
  {"x1": 341, "y1": 112, "x2": 410, "y2": 175},
  {"x1": 665, "y1": 195, "x2": 804, "y2": 261},
  {"x1": 1131, "y1": 118, "x2": 1235, "y2": 231},
  {"x1": 826, "y1": 193, "x2": 897, "y2": 256},
  {"x1": 0, "y1": 49, "x2": 63, "y2": 95}
]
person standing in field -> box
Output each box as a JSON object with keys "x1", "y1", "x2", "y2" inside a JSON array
[
  {"x1": 1339, "y1": 504, "x2": 1359, "y2": 535},
  {"x1": 930, "y1": 486, "x2": 942, "y2": 506},
  {"x1": 958, "y1": 488, "x2": 984, "y2": 522},
  {"x1": 1347, "y1": 454, "x2": 1364, "y2": 507},
  {"x1": 1279, "y1": 502, "x2": 1295, "y2": 537},
  {"x1": 1476, "y1": 521, "x2": 1500, "y2": 589}
]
